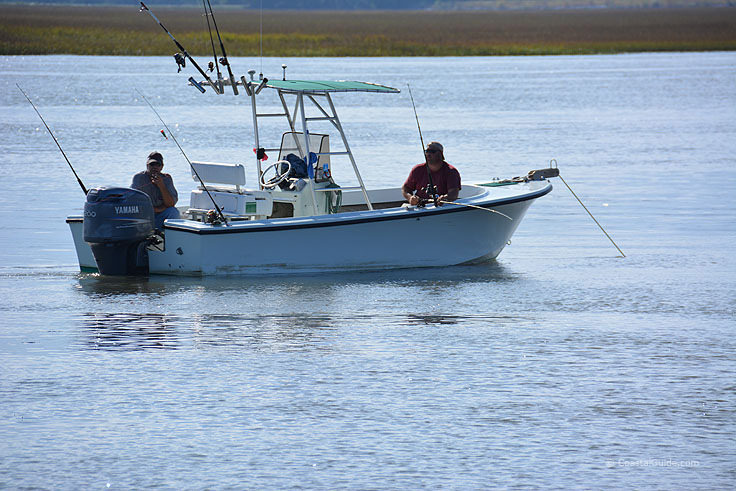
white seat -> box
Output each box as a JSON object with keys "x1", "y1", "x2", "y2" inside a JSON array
[
  {"x1": 191, "y1": 161, "x2": 245, "y2": 192},
  {"x1": 189, "y1": 161, "x2": 273, "y2": 218}
]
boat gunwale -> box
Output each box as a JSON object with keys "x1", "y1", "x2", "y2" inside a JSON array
[
  {"x1": 65, "y1": 181, "x2": 552, "y2": 230},
  {"x1": 159, "y1": 181, "x2": 552, "y2": 235}
]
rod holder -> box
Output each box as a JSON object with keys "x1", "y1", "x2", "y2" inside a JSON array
[
  {"x1": 240, "y1": 76, "x2": 253, "y2": 97},
  {"x1": 254, "y1": 78, "x2": 268, "y2": 95},
  {"x1": 188, "y1": 77, "x2": 206, "y2": 93}
]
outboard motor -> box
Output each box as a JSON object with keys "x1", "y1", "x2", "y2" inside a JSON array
[{"x1": 83, "y1": 187, "x2": 155, "y2": 275}]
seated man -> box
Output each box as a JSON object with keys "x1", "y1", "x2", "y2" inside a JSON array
[
  {"x1": 402, "y1": 141, "x2": 461, "y2": 206},
  {"x1": 131, "y1": 151, "x2": 180, "y2": 229}
]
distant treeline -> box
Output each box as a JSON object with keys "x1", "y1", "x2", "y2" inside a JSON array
[
  {"x1": 4, "y1": 4, "x2": 735, "y2": 55},
  {"x1": 1, "y1": 0, "x2": 733, "y2": 9}
]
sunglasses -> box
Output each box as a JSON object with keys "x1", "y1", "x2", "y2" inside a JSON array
[{"x1": 425, "y1": 149, "x2": 439, "y2": 154}]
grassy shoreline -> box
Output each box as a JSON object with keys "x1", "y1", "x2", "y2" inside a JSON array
[{"x1": 2, "y1": 5, "x2": 735, "y2": 56}]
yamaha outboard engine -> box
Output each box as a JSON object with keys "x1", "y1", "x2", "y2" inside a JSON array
[{"x1": 83, "y1": 187, "x2": 155, "y2": 275}]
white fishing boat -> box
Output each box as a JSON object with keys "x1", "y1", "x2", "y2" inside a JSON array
[{"x1": 65, "y1": 76, "x2": 554, "y2": 276}]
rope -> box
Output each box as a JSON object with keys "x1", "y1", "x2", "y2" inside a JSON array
[
  {"x1": 438, "y1": 200, "x2": 512, "y2": 220},
  {"x1": 558, "y1": 174, "x2": 625, "y2": 257},
  {"x1": 321, "y1": 182, "x2": 342, "y2": 214}
]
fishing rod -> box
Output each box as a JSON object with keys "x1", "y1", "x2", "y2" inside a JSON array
[
  {"x1": 407, "y1": 84, "x2": 438, "y2": 206},
  {"x1": 202, "y1": 0, "x2": 223, "y2": 94},
  {"x1": 136, "y1": 89, "x2": 229, "y2": 226},
  {"x1": 139, "y1": 2, "x2": 220, "y2": 94},
  {"x1": 17, "y1": 84, "x2": 88, "y2": 195},
  {"x1": 407, "y1": 85, "x2": 515, "y2": 219},
  {"x1": 205, "y1": 0, "x2": 239, "y2": 95}
]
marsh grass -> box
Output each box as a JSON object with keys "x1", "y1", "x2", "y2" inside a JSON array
[{"x1": 2, "y1": 5, "x2": 735, "y2": 56}]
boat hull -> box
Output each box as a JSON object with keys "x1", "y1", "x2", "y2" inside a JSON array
[{"x1": 67, "y1": 181, "x2": 551, "y2": 276}]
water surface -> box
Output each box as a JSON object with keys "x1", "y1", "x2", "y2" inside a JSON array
[{"x1": 0, "y1": 53, "x2": 734, "y2": 489}]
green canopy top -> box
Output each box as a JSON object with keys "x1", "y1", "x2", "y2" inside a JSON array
[{"x1": 265, "y1": 80, "x2": 400, "y2": 94}]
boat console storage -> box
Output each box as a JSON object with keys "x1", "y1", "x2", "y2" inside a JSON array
[{"x1": 185, "y1": 130, "x2": 342, "y2": 222}]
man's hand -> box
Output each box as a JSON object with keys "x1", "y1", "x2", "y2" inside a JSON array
[
  {"x1": 150, "y1": 172, "x2": 169, "y2": 188},
  {"x1": 149, "y1": 171, "x2": 177, "y2": 209},
  {"x1": 408, "y1": 195, "x2": 420, "y2": 206}
]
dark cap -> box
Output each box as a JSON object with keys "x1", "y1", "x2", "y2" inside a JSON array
[
  {"x1": 147, "y1": 151, "x2": 163, "y2": 166},
  {"x1": 426, "y1": 141, "x2": 443, "y2": 153}
]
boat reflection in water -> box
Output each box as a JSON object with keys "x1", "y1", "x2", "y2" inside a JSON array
[
  {"x1": 76, "y1": 261, "x2": 521, "y2": 351},
  {"x1": 79, "y1": 311, "x2": 343, "y2": 352},
  {"x1": 81, "y1": 312, "x2": 181, "y2": 351}
]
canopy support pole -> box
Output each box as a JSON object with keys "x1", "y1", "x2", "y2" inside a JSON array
[
  {"x1": 325, "y1": 93, "x2": 373, "y2": 210},
  {"x1": 297, "y1": 92, "x2": 320, "y2": 216},
  {"x1": 249, "y1": 83, "x2": 264, "y2": 189}
]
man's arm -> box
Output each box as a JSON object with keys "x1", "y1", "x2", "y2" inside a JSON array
[
  {"x1": 152, "y1": 174, "x2": 177, "y2": 212},
  {"x1": 439, "y1": 187, "x2": 459, "y2": 203},
  {"x1": 439, "y1": 166, "x2": 461, "y2": 203},
  {"x1": 402, "y1": 166, "x2": 423, "y2": 205}
]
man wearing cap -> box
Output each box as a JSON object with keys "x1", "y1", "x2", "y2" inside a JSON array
[
  {"x1": 402, "y1": 141, "x2": 461, "y2": 206},
  {"x1": 131, "y1": 151, "x2": 179, "y2": 229}
]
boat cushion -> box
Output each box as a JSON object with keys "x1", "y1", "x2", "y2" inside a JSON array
[{"x1": 191, "y1": 161, "x2": 246, "y2": 191}]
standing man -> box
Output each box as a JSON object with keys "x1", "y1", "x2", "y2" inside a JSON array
[
  {"x1": 402, "y1": 141, "x2": 461, "y2": 206},
  {"x1": 131, "y1": 151, "x2": 179, "y2": 229}
]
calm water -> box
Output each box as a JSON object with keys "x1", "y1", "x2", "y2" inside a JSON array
[{"x1": 1, "y1": 53, "x2": 734, "y2": 488}]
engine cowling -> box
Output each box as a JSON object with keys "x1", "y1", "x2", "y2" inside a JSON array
[{"x1": 83, "y1": 187, "x2": 155, "y2": 275}]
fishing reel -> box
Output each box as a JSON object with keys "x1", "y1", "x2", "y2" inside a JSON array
[
  {"x1": 419, "y1": 184, "x2": 439, "y2": 207},
  {"x1": 219, "y1": 57, "x2": 229, "y2": 67},
  {"x1": 205, "y1": 209, "x2": 223, "y2": 225},
  {"x1": 416, "y1": 197, "x2": 438, "y2": 208},
  {"x1": 173, "y1": 52, "x2": 186, "y2": 73},
  {"x1": 207, "y1": 61, "x2": 215, "y2": 73}
]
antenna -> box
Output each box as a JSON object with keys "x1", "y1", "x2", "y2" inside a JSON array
[{"x1": 259, "y1": 0, "x2": 263, "y2": 79}]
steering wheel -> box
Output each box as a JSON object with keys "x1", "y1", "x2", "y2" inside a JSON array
[{"x1": 260, "y1": 160, "x2": 292, "y2": 189}]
